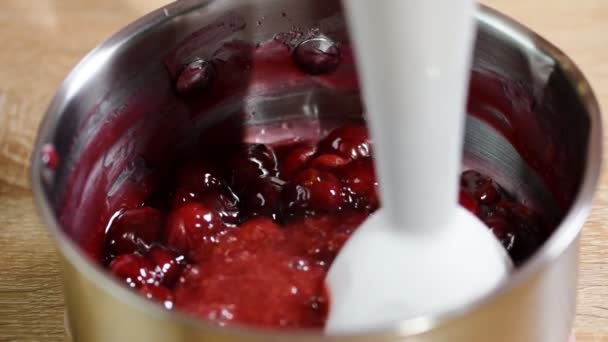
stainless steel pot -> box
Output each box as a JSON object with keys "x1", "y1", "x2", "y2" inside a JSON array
[{"x1": 31, "y1": 0, "x2": 601, "y2": 341}]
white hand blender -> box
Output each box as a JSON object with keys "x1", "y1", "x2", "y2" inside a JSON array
[{"x1": 325, "y1": 0, "x2": 512, "y2": 334}]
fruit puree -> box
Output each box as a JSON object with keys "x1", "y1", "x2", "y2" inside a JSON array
[
  {"x1": 50, "y1": 28, "x2": 561, "y2": 330},
  {"x1": 102, "y1": 124, "x2": 547, "y2": 329}
]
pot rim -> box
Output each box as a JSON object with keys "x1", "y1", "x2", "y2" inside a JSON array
[{"x1": 30, "y1": 1, "x2": 602, "y2": 339}]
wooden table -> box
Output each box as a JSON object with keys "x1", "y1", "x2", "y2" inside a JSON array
[{"x1": 0, "y1": 1, "x2": 606, "y2": 341}]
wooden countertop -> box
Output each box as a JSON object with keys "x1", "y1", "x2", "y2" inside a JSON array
[{"x1": 0, "y1": 1, "x2": 606, "y2": 341}]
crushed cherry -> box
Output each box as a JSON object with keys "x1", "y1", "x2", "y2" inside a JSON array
[
  {"x1": 280, "y1": 168, "x2": 344, "y2": 218},
  {"x1": 101, "y1": 124, "x2": 550, "y2": 329}
]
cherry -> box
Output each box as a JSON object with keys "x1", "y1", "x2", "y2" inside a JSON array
[
  {"x1": 281, "y1": 168, "x2": 343, "y2": 218},
  {"x1": 139, "y1": 284, "x2": 174, "y2": 309},
  {"x1": 147, "y1": 246, "x2": 184, "y2": 286},
  {"x1": 460, "y1": 170, "x2": 502, "y2": 205},
  {"x1": 198, "y1": 191, "x2": 240, "y2": 226},
  {"x1": 104, "y1": 207, "x2": 162, "y2": 259},
  {"x1": 228, "y1": 144, "x2": 278, "y2": 190},
  {"x1": 498, "y1": 201, "x2": 545, "y2": 263},
  {"x1": 109, "y1": 254, "x2": 157, "y2": 288},
  {"x1": 239, "y1": 177, "x2": 284, "y2": 219},
  {"x1": 317, "y1": 125, "x2": 371, "y2": 161},
  {"x1": 100, "y1": 117, "x2": 553, "y2": 329},
  {"x1": 171, "y1": 160, "x2": 241, "y2": 225},
  {"x1": 175, "y1": 160, "x2": 221, "y2": 193},
  {"x1": 278, "y1": 144, "x2": 317, "y2": 179},
  {"x1": 484, "y1": 201, "x2": 545, "y2": 264},
  {"x1": 172, "y1": 185, "x2": 240, "y2": 227},
  {"x1": 176, "y1": 59, "x2": 215, "y2": 96},
  {"x1": 41, "y1": 144, "x2": 59, "y2": 169},
  {"x1": 477, "y1": 182, "x2": 500, "y2": 205},
  {"x1": 310, "y1": 154, "x2": 349, "y2": 170},
  {"x1": 293, "y1": 38, "x2": 341, "y2": 75},
  {"x1": 459, "y1": 190, "x2": 480, "y2": 216},
  {"x1": 165, "y1": 202, "x2": 227, "y2": 261},
  {"x1": 338, "y1": 158, "x2": 379, "y2": 210}
]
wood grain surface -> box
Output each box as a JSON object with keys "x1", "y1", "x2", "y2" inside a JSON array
[{"x1": 0, "y1": 1, "x2": 606, "y2": 341}]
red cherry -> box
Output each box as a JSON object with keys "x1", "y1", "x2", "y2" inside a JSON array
[
  {"x1": 240, "y1": 177, "x2": 284, "y2": 219},
  {"x1": 173, "y1": 162, "x2": 238, "y2": 210},
  {"x1": 175, "y1": 160, "x2": 221, "y2": 193},
  {"x1": 460, "y1": 170, "x2": 502, "y2": 205},
  {"x1": 485, "y1": 201, "x2": 545, "y2": 264},
  {"x1": 281, "y1": 168, "x2": 343, "y2": 217},
  {"x1": 172, "y1": 179, "x2": 241, "y2": 225},
  {"x1": 459, "y1": 190, "x2": 480, "y2": 216},
  {"x1": 198, "y1": 191, "x2": 241, "y2": 226},
  {"x1": 41, "y1": 144, "x2": 59, "y2": 169},
  {"x1": 165, "y1": 202, "x2": 227, "y2": 260},
  {"x1": 176, "y1": 59, "x2": 215, "y2": 96},
  {"x1": 310, "y1": 154, "x2": 349, "y2": 170},
  {"x1": 105, "y1": 207, "x2": 162, "y2": 258},
  {"x1": 502, "y1": 202, "x2": 545, "y2": 262},
  {"x1": 318, "y1": 125, "x2": 371, "y2": 161},
  {"x1": 278, "y1": 144, "x2": 317, "y2": 179},
  {"x1": 293, "y1": 38, "x2": 341, "y2": 75},
  {"x1": 338, "y1": 158, "x2": 379, "y2": 210},
  {"x1": 477, "y1": 181, "x2": 500, "y2": 204},
  {"x1": 147, "y1": 246, "x2": 184, "y2": 286},
  {"x1": 228, "y1": 144, "x2": 278, "y2": 190},
  {"x1": 460, "y1": 170, "x2": 482, "y2": 190},
  {"x1": 139, "y1": 284, "x2": 174, "y2": 308},
  {"x1": 109, "y1": 254, "x2": 157, "y2": 288}
]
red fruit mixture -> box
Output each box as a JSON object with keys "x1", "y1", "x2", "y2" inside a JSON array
[{"x1": 102, "y1": 124, "x2": 548, "y2": 329}]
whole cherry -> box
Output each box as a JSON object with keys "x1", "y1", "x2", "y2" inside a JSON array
[
  {"x1": 281, "y1": 168, "x2": 343, "y2": 218},
  {"x1": 165, "y1": 202, "x2": 227, "y2": 261},
  {"x1": 239, "y1": 177, "x2": 285, "y2": 219},
  {"x1": 104, "y1": 207, "x2": 163, "y2": 259},
  {"x1": 147, "y1": 245, "x2": 184, "y2": 286},
  {"x1": 228, "y1": 144, "x2": 278, "y2": 191},
  {"x1": 278, "y1": 144, "x2": 317, "y2": 179},
  {"x1": 338, "y1": 157, "x2": 379, "y2": 210},
  {"x1": 317, "y1": 125, "x2": 371, "y2": 161}
]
